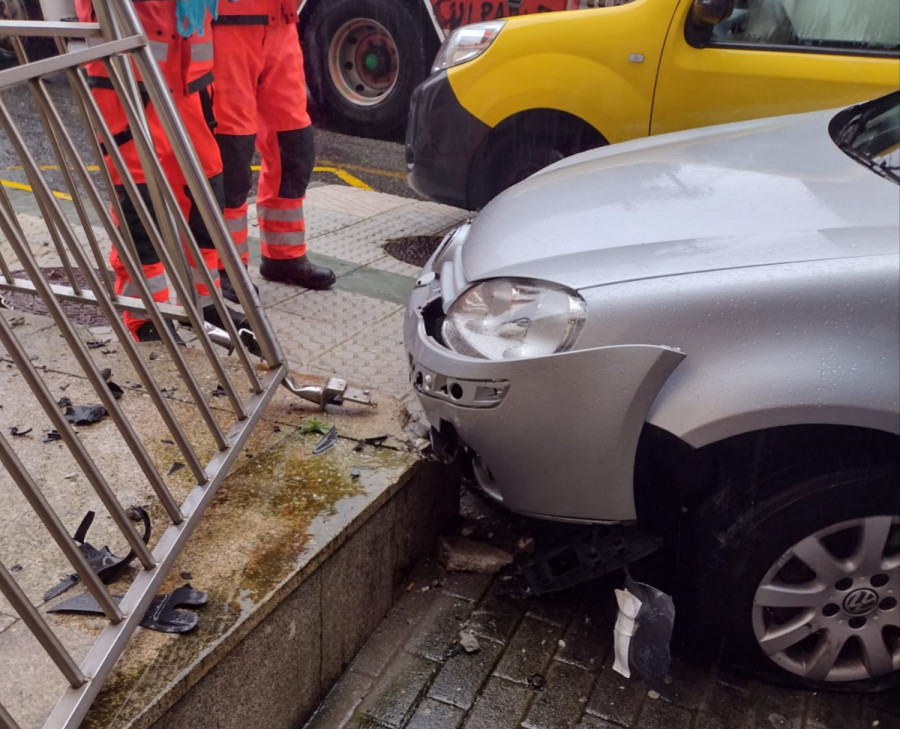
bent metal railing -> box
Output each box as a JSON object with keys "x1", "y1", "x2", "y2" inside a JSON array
[{"x1": 0, "y1": 2, "x2": 308, "y2": 727}]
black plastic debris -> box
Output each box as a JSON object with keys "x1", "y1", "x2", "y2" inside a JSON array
[
  {"x1": 166, "y1": 462, "x2": 185, "y2": 476},
  {"x1": 44, "y1": 507, "x2": 152, "y2": 601},
  {"x1": 353, "y1": 434, "x2": 389, "y2": 451},
  {"x1": 211, "y1": 384, "x2": 226, "y2": 397},
  {"x1": 312, "y1": 425, "x2": 338, "y2": 454},
  {"x1": 49, "y1": 583, "x2": 207, "y2": 633},
  {"x1": 107, "y1": 381, "x2": 124, "y2": 400},
  {"x1": 612, "y1": 572, "x2": 675, "y2": 700},
  {"x1": 63, "y1": 404, "x2": 108, "y2": 425},
  {"x1": 85, "y1": 339, "x2": 110, "y2": 349},
  {"x1": 42, "y1": 430, "x2": 62, "y2": 442},
  {"x1": 522, "y1": 525, "x2": 662, "y2": 596},
  {"x1": 9, "y1": 426, "x2": 32, "y2": 436}
]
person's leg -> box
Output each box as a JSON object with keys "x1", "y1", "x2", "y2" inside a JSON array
[
  {"x1": 165, "y1": 79, "x2": 249, "y2": 330},
  {"x1": 255, "y1": 21, "x2": 334, "y2": 289},
  {"x1": 89, "y1": 80, "x2": 177, "y2": 340},
  {"x1": 211, "y1": 23, "x2": 264, "y2": 302}
]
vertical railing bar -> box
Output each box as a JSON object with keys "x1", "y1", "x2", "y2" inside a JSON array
[
  {"x1": 0, "y1": 561, "x2": 86, "y2": 688},
  {"x1": 45, "y1": 364, "x2": 289, "y2": 729},
  {"x1": 63, "y1": 67, "x2": 238, "y2": 451},
  {"x1": 89, "y1": 53, "x2": 251, "y2": 420},
  {"x1": 0, "y1": 215, "x2": 184, "y2": 535},
  {"x1": 14, "y1": 72, "x2": 211, "y2": 483},
  {"x1": 0, "y1": 225, "x2": 16, "y2": 281},
  {"x1": 0, "y1": 433, "x2": 124, "y2": 622},
  {"x1": 0, "y1": 106, "x2": 210, "y2": 521},
  {"x1": 0, "y1": 309, "x2": 159, "y2": 566},
  {"x1": 112, "y1": 0, "x2": 285, "y2": 372},
  {"x1": 25, "y1": 81, "x2": 116, "y2": 297}
]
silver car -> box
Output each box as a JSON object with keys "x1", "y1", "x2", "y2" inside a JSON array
[{"x1": 404, "y1": 91, "x2": 900, "y2": 692}]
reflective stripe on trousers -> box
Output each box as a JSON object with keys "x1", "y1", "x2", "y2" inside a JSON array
[{"x1": 258, "y1": 201, "x2": 305, "y2": 260}]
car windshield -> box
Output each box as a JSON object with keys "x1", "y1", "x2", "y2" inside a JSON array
[{"x1": 830, "y1": 92, "x2": 900, "y2": 184}]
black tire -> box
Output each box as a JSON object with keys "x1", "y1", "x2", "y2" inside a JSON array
[
  {"x1": 0, "y1": 0, "x2": 56, "y2": 66},
  {"x1": 302, "y1": 0, "x2": 427, "y2": 138},
  {"x1": 687, "y1": 465, "x2": 900, "y2": 693},
  {"x1": 468, "y1": 114, "x2": 607, "y2": 210}
]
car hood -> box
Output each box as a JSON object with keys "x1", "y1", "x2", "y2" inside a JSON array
[{"x1": 460, "y1": 109, "x2": 900, "y2": 290}]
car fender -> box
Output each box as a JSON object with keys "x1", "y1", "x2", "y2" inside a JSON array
[
  {"x1": 640, "y1": 259, "x2": 900, "y2": 447},
  {"x1": 408, "y1": 324, "x2": 686, "y2": 522},
  {"x1": 445, "y1": 0, "x2": 682, "y2": 143}
]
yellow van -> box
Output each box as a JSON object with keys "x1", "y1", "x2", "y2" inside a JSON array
[{"x1": 406, "y1": 0, "x2": 900, "y2": 209}]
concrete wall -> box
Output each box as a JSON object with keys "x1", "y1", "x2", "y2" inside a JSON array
[{"x1": 148, "y1": 459, "x2": 460, "y2": 729}]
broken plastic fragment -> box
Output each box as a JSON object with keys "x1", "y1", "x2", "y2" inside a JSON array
[
  {"x1": 312, "y1": 426, "x2": 338, "y2": 454},
  {"x1": 49, "y1": 583, "x2": 207, "y2": 633},
  {"x1": 63, "y1": 404, "x2": 108, "y2": 425},
  {"x1": 9, "y1": 426, "x2": 32, "y2": 436},
  {"x1": 612, "y1": 574, "x2": 675, "y2": 698},
  {"x1": 43, "y1": 507, "x2": 152, "y2": 601},
  {"x1": 612, "y1": 588, "x2": 641, "y2": 679}
]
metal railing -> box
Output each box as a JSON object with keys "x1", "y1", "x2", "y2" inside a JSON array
[{"x1": 0, "y1": 3, "x2": 307, "y2": 726}]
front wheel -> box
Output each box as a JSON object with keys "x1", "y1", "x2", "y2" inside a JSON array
[
  {"x1": 689, "y1": 466, "x2": 900, "y2": 692},
  {"x1": 302, "y1": 0, "x2": 427, "y2": 138}
]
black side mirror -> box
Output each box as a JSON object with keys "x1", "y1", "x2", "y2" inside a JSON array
[{"x1": 690, "y1": 0, "x2": 734, "y2": 26}]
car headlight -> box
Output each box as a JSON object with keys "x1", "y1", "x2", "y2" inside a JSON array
[
  {"x1": 431, "y1": 21, "x2": 505, "y2": 72},
  {"x1": 441, "y1": 279, "x2": 586, "y2": 360}
]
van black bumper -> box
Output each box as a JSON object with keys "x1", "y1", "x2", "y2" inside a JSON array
[{"x1": 405, "y1": 70, "x2": 490, "y2": 211}]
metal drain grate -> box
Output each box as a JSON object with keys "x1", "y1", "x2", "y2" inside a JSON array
[{"x1": 383, "y1": 235, "x2": 444, "y2": 268}]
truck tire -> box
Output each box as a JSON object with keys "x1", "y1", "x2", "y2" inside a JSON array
[
  {"x1": 302, "y1": 0, "x2": 427, "y2": 138},
  {"x1": 0, "y1": 0, "x2": 56, "y2": 66}
]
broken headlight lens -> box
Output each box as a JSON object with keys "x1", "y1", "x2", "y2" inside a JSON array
[
  {"x1": 441, "y1": 279, "x2": 586, "y2": 360},
  {"x1": 432, "y1": 21, "x2": 505, "y2": 72}
]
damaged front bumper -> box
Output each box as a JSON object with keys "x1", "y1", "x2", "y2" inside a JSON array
[{"x1": 403, "y1": 235, "x2": 684, "y2": 525}]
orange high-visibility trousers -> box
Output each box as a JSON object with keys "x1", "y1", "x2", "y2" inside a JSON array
[
  {"x1": 212, "y1": 5, "x2": 314, "y2": 265},
  {"x1": 77, "y1": 0, "x2": 225, "y2": 338}
]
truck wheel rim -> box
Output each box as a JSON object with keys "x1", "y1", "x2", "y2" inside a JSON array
[
  {"x1": 751, "y1": 514, "x2": 900, "y2": 683},
  {"x1": 327, "y1": 18, "x2": 399, "y2": 108}
]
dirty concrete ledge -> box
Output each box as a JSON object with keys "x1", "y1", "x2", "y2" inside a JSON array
[
  {"x1": 125, "y1": 460, "x2": 461, "y2": 729},
  {"x1": 83, "y1": 433, "x2": 461, "y2": 729}
]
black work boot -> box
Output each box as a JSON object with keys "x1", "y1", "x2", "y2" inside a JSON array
[
  {"x1": 259, "y1": 255, "x2": 335, "y2": 290},
  {"x1": 218, "y1": 267, "x2": 259, "y2": 304},
  {"x1": 135, "y1": 319, "x2": 182, "y2": 344}
]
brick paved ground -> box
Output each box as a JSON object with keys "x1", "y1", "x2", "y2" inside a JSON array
[{"x1": 304, "y1": 489, "x2": 900, "y2": 729}]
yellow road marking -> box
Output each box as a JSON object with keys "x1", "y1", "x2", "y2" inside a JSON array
[
  {"x1": 1, "y1": 179, "x2": 72, "y2": 200},
  {"x1": 1, "y1": 164, "x2": 374, "y2": 198}
]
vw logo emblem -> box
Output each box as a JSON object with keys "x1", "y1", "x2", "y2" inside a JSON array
[{"x1": 843, "y1": 588, "x2": 879, "y2": 616}]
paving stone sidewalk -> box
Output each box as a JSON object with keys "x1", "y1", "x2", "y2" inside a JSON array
[{"x1": 303, "y1": 491, "x2": 900, "y2": 729}]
